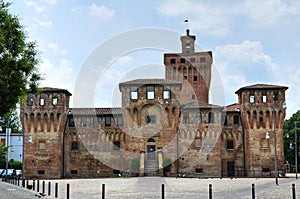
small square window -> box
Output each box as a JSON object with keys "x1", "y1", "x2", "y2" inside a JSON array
[
  {"x1": 52, "y1": 93, "x2": 58, "y2": 105},
  {"x1": 71, "y1": 142, "x2": 78, "y2": 151},
  {"x1": 233, "y1": 115, "x2": 239, "y2": 125},
  {"x1": 195, "y1": 168, "x2": 203, "y2": 174},
  {"x1": 249, "y1": 95, "x2": 255, "y2": 103},
  {"x1": 227, "y1": 140, "x2": 234, "y2": 150},
  {"x1": 183, "y1": 113, "x2": 189, "y2": 123},
  {"x1": 71, "y1": 170, "x2": 78, "y2": 175},
  {"x1": 192, "y1": 95, "x2": 195, "y2": 100},
  {"x1": 170, "y1": 58, "x2": 176, "y2": 64},
  {"x1": 196, "y1": 113, "x2": 202, "y2": 124},
  {"x1": 147, "y1": 86, "x2": 154, "y2": 100},
  {"x1": 27, "y1": 93, "x2": 33, "y2": 106},
  {"x1": 262, "y1": 168, "x2": 270, "y2": 172},
  {"x1": 116, "y1": 116, "x2": 123, "y2": 126},
  {"x1": 180, "y1": 58, "x2": 185, "y2": 63},
  {"x1": 38, "y1": 170, "x2": 45, "y2": 175},
  {"x1": 68, "y1": 115, "x2": 75, "y2": 127},
  {"x1": 190, "y1": 57, "x2": 195, "y2": 63},
  {"x1": 262, "y1": 95, "x2": 267, "y2": 103},
  {"x1": 200, "y1": 57, "x2": 206, "y2": 62},
  {"x1": 114, "y1": 141, "x2": 120, "y2": 151},
  {"x1": 40, "y1": 93, "x2": 46, "y2": 106},
  {"x1": 130, "y1": 86, "x2": 138, "y2": 100},
  {"x1": 105, "y1": 116, "x2": 111, "y2": 126},
  {"x1": 39, "y1": 141, "x2": 46, "y2": 150},
  {"x1": 163, "y1": 90, "x2": 170, "y2": 99}
]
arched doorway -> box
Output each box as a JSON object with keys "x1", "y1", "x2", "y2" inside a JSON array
[{"x1": 147, "y1": 138, "x2": 156, "y2": 160}]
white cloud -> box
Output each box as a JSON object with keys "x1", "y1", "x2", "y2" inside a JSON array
[
  {"x1": 24, "y1": 0, "x2": 45, "y2": 13},
  {"x1": 33, "y1": 18, "x2": 53, "y2": 29},
  {"x1": 88, "y1": 4, "x2": 115, "y2": 19},
  {"x1": 44, "y1": 0, "x2": 57, "y2": 6}
]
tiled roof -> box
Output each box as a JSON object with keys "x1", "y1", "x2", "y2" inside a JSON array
[
  {"x1": 119, "y1": 78, "x2": 182, "y2": 87},
  {"x1": 235, "y1": 84, "x2": 288, "y2": 94},
  {"x1": 183, "y1": 102, "x2": 222, "y2": 109},
  {"x1": 69, "y1": 108, "x2": 122, "y2": 115},
  {"x1": 223, "y1": 103, "x2": 240, "y2": 112}
]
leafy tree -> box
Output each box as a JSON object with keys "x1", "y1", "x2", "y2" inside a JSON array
[
  {"x1": 0, "y1": 142, "x2": 8, "y2": 168},
  {"x1": 0, "y1": 1, "x2": 41, "y2": 116},
  {"x1": 283, "y1": 110, "x2": 300, "y2": 171},
  {"x1": 0, "y1": 108, "x2": 22, "y2": 134}
]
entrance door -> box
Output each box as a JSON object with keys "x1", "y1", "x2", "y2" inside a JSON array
[
  {"x1": 147, "y1": 138, "x2": 156, "y2": 160},
  {"x1": 227, "y1": 161, "x2": 235, "y2": 177}
]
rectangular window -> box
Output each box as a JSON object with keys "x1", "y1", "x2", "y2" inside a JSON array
[
  {"x1": 233, "y1": 115, "x2": 239, "y2": 125},
  {"x1": 195, "y1": 168, "x2": 203, "y2": 174},
  {"x1": 196, "y1": 112, "x2": 202, "y2": 124},
  {"x1": 170, "y1": 58, "x2": 176, "y2": 64},
  {"x1": 52, "y1": 93, "x2": 58, "y2": 106},
  {"x1": 105, "y1": 116, "x2": 111, "y2": 126},
  {"x1": 208, "y1": 112, "x2": 214, "y2": 123},
  {"x1": 71, "y1": 170, "x2": 78, "y2": 175},
  {"x1": 147, "y1": 86, "x2": 154, "y2": 100},
  {"x1": 192, "y1": 95, "x2": 195, "y2": 100},
  {"x1": 262, "y1": 95, "x2": 267, "y2": 103},
  {"x1": 40, "y1": 93, "x2": 46, "y2": 106},
  {"x1": 163, "y1": 90, "x2": 170, "y2": 99},
  {"x1": 180, "y1": 58, "x2": 185, "y2": 63},
  {"x1": 183, "y1": 113, "x2": 189, "y2": 124},
  {"x1": 113, "y1": 141, "x2": 120, "y2": 151},
  {"x1": 38, "y1": 170, "x2": 45, "y2": 175},
  {"x1": 227, "y1": 140, "x2": 234, "y2": 150},
  {"x1": 130, "y1": 86, "x2": 138, "y2": 100},
  {"x1": 93, "y1": 116, "x2": 99, "y2": 127},
  {"x1": 190, "y1": 57, "x2": 195, "y2": 63},
  {"x1": 68, "y1": 115, "x2": 75, "y2": 127},
  {"x1": 27, "y1": 93, "x2": 33, "y2": 106},
  {"x1": 223, "y1": 115, "x2": 228, "y2": 126},
  {"x1": 194, "y1": 75, "x2": 197, "y2": 81},
  {"x1": 249, "y1": 94, "x2": 255, "y2": 103},
  {"x1": 146, "y1": 115, "x2": 156, "y2": 124},
  {"x1": 81, "y1": 117, "x2": 87, "y2": 127},
  {"x1": 71, "y1": 141, "x2": 78, "y2": 151},
  {"x1": 195, "y1": 138, "x2": 201, "y2": 151},
  {"x1": 262, "y1": 168, "x2": 270, "y2": 172},
  {"x1": 200, "y1": 57, "x2": 206, "y2": 62},
  {"x1": 116, "y1": 116, "x2": 123, "y2": 126}
]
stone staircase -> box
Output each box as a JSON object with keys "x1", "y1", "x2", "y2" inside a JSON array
[{"x1": 144, "y1": 159, "x2": 159, "y2": 176}]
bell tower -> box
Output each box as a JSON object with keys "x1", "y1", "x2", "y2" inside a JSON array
[{"x1": 164, "y1": 29, "x2": 212, "y2": 104}]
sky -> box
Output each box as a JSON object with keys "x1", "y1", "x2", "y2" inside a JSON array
[{"x1": 8, "y1": 0, "x2": 300, "y2": 118}]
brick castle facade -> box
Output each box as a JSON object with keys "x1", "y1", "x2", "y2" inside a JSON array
[{"x1": 21, "y1": 29, "x2": 288, "y2": 178}]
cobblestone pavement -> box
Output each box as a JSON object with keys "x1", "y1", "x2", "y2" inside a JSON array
[
  {"x1": 2, "y1": 175, "x2": 300, "y2": 199},
  {"x1": 0, "y1": 180, "x2": 51, "y2": 199}
]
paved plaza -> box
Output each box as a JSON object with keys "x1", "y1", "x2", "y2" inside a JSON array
[{"x1": 1, "y1": 174, "x2": 300, "y2": 198}]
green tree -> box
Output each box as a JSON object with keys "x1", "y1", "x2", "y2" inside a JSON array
[
  {"x1": 283, "y1": 110, "x2": 300, "y2": 171},
  {"x1": 0, "y1": 142, "x2": 8, "y2": 168},
  {"x1": 0, "y1": 108, "x2": 22, "y2": 134},
  {"x1": 0, "y1": 1, "x2": 41, "y2": 116}
]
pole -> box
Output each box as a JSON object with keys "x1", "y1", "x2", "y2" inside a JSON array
[
  {"x1": 273, "y1": 101, "x2": 278, "y2": 185},
  {"x1": 296, "y1": 122, "x2": 298, "y2": 179}
]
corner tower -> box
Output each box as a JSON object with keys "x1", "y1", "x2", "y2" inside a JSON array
[
  {"x1": 235, "y1": 84, "x2": 288, "y2": 177},
  {"x1": 164, "y1": 29, "x2": 212, "y2": 104}
]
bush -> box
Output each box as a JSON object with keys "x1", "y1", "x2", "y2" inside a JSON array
[
  {"x1": 163, "y1": 157, "x2": 172, "y2": 173},
  {"x1": 130, "y1": 158, "x2": 140, "y2": 174}
]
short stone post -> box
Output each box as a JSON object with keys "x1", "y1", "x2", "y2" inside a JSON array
[
  {"x1": 139, "y1": 150, "x2": 145, "y2": 177},
  {"x1": 157, "y1": 149, "x2": 163, "y2": 177}
]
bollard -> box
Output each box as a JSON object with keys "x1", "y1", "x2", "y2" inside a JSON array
[
  {"x1": 67, "y1": 183, "x2": 70, "y2": 199},
  {"x1": 55, "y1": 183, "x2": 58, "y2": 198},
  {"x1": 48, "y1": 181, "x2": 51, "y2": 196},
  {"x1": 37, "y1": 180, "x2": 40, "y2": 192},
  {"x1": 42, "y1": 181, "x2": 45, "y2": 194},
  {"x1": 22, "y1": 178, "x2": 25, "y2": 188},
  {"x1": 162, "y1": 184, "x2": 165, "y2": 199},
  {"x1": 209, "y1": 184, "x2": 212, "y2": 199},
  {"x1": 102, "y1": 184, "x2": 105, "y2": 199},
  {"x1": 17, "y1": 178, "x2": 19, "y2": 186},
  {"x1": 252, "y1": 183, "x2": 255, "y2": 199},
  {"x1": 26, "y1": 179, "x2": 28, "y2": 189},
  {"x1": 33, "y1": 180, "x2": 35, "y2": 191},
  {"x1": 292, "y1": 184, "x2": 296, "y2": 199}
]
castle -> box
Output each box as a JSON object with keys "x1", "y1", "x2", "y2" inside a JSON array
[{"x1": 21, "y1": 29, "x2": 288, "y2": 178}]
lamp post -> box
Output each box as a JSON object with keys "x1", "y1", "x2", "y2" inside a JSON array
[
  {"x1": 5, "y1": 127, "x2": 11, "y2": 182},
  {"x1": 266, "y1": 99, "x2": 287, "y2": 186},
  {"x1": 295, "y1": 121, "x2": 300, "y2": 179}
]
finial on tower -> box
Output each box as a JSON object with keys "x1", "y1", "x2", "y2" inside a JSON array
[{"x1": 184, "y1": 19, "x2": 190, "y2": 36}]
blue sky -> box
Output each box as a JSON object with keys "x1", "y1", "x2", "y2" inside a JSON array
[{"x1": 9, "y1": 0, "x2": 300, "y2": 118}]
